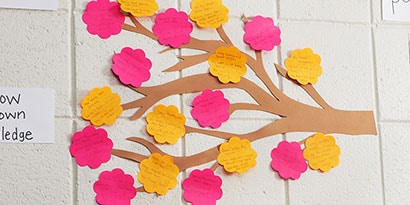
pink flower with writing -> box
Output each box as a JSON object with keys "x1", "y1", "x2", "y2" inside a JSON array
[
  {"x1": 82, "y1": 0, "x2": 125, "y2": 39},
  {"x1": 270, "y1": 141, "x2": 307, "y2": 180},
  {"x1": 182, "y1": 168, "x2": 223, "y2": 205},
  {"x1": 191, "y1": 89, "x2": 230, "y2": 128},
  {"x1": 153, "y1": 8, "x2": 193, "y2": 48},
  {"x1": 243, "y1": 15, "x2": 281, "y2": 51},
  {"x1": 94, "y1": 168, "x2": 137, "y2": 205},
  {"x1": 69, "y1": 125, "x2": 113, "y2": 169},
  {"x1": 112, "y1": 47, "x2": 152, "y2": 87}
]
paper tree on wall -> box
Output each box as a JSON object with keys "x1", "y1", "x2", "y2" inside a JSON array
[{"x1": 71, "y1": 0, "x2": 377, "y2": 204}]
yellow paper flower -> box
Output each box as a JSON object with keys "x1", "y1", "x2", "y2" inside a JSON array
[
  {"x1": 303, "y1": 132, "x2": 341, "y2": 172},
  {"x1": 81, "y1": 86, "x2": 122, "y2": 126},
  {"x1": 190, "y1": 0, "x2": 229, "y2": 28},
  {"x1": 208, "y1": 46, "x2": 247, "y2": 84},
  {"x1": 146, "y1": 104, "x2": 186, "y2": 144},
  {"x1": 285, "y1": 48, "x2": 322, "y2": 85},
  {"x1": 138, "y1": 153, "x2": 180, "y2": 195},
  {"x1": 118, "y1": 0, "x2": 158, "y2": 17},
  {"x1": 217, "y1": 136, "x2": 257, "y2": 173}
]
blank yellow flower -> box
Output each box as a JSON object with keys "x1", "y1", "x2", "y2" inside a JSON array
[
  {"x1": 285, "y1": 48, "x2": 322, "y2": 85},
  {"x1": 303, "y1": 132, "x2": 341, "y2": 172}
]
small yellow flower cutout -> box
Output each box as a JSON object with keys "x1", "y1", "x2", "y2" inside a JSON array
[
  {"x1": 118, "y1": 0, "x2": 159, "y2": 17},
  {"x1": 138, "y1": 153, "x2": 180, "y2": 195},
  {"x1": 189, "y1": 0, "x2": 229, "y2": 28},
  {"x1": 285, "y1": 48, "x2": 322, "y2": 85},
  {"x1": 208, "y1": 46, "x2": 247, "y2": 84},
  {"x1": 146, "y1": 104, "x2": 186, "y2": 144},
  {"x1": 81, "y1": 86, "x2": 123, "y2": 126},
  {"x1": 303, "y1": 132, "x2": 341, "y2": 172},
  {"x1": 217, "y1": 136, "x2": 257, "y2": 173}
]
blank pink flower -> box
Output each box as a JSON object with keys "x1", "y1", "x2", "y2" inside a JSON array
[
  {"x1": 94, "y1": 168, "x2": 137, "y2": 205},
  {"x1": 82, "y1": 0, "x2": 125, "y2": 39},
  {"x1": 152, "y1": 8, "x2": 193, "y2": 48},
  {"x1": 69, "y1": 125, "x2": 113, "y2": 169},
  {"x1": 182, "y1": 169, "x2": 223, "y2": 205},
  {"x1": 191, "y1": 89, "x2": 230, "y2": 128},
  {"x1": 270, "y1": 141, "x2": 307, "y2": 180},
  {"x1": 243, "y1": 15, "x2": 281, "y2": 51}
]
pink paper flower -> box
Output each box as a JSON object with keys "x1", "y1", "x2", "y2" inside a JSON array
[
  {"x1": 270, "y1": 141, "x2": 307, "y2": 180},
  {"x1": 112, "y1": 47, "x2": 152, "y2": 87},
  {"x1": 182, "y1": 169, "x2": 223, "y2": 205},
  {"x1": 94, "y1": 168, "x2": 137, "y2": 205},
  {"x1": 82, "y1": 0, "x2": 125, "y2": 39},
  {"x1": 243, "y1": 15, "x2": 281, "y2": 51},
  {"x1": 69, "y1": 125, "x2": 113, "y2": 169},
  {"x1": 191, "y1": 89, "x2": 230, "y2": 128},
  {"x1": 153, "y1": 8, "x2": 193, "y2": 48}
]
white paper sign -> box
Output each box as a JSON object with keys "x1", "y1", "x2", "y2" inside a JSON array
[
  {"x1": 0, "y1": 88, "x2": 54, "y2": 143},
  {"x1": 0, "y1": 0, "x2": 58, "y2": 11},
  {"x1": 382, "y1": 0, "x2": 410, "y2": 22}
]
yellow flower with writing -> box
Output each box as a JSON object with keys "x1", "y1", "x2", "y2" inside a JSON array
[
  {"x1": 118, "y1": 0, "x2": 158, "y2": 17},
  {"x1": 303, "y1": 132, "x2": 341, "y2": 172},
  {"x1": 208, "y1": 46, "x2": 247, "y2": 84},
  {"x1": 146, "y1": 104, "x2": 186, "y2": 144},
  {"x1": 138, "y1": 153, "x2": 180, "y2": 195},
  {"x1": 217, "y1": 136, "x2": 257, "y2": 173},
  {"x1": 285, "y1": 48, "x2": 322, "y2": 85},
  {"x1": 190, "y1": 0, "x2": 229, "y2": 28}
]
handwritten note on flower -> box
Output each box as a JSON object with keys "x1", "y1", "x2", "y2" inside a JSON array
[
  {"x1": 243, "y1": 15, "x2": 281, "y2": 51},
  {"x1": 303, "y1": 132, "x2": 341, "y2": 172},
  {"x1": 94, "y1": 169, "x2": 137, "y2": 205},
  {"x1": 209, "y1": 46, "x2": 247, "y2": 84},
  {"x1": 182, "y1": 169, "x2": 223, "y2": 205},
  {"x1": 285, "y1": 48, "x2": 322, "y2": 85},
  {"x1": 270, "y1": 141, "x2": 307, "y2": 180},
  {"x1": 117, "y1": 0, "x2": 158, "y2": 17},
  {"x1": 189, "y1": 0, "x2": 229, "y2": 28},
  {"x1": 191, "y1": 89, "x2": 230, "y2": 128},
  {"x1": 217, "y1": 136, "x2": 257, "y2": 173}
]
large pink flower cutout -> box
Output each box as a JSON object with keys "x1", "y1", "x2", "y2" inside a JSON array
[
  {"x1": 69, "y1": 125, "x2": 113, "y2": 169},
  {"x1": 191, "y1": 89, "x2": 230, "y2": 128},
  {"x1": 270, "y1": 141, "x2": 307, "y2": 180},
  {"x1": 82, "y1": 0, "x2": 125, "y2": 39},
  {"x1": 243, "y1": 15, "x2": 281, "y2": 51},
  {"x1": 112, "y1": 47, "x2": 152, "y2": 87},
  {"x1": 94, "y1": 168, "x2": 137, "y2": 205},
  {"x1": 182, "y1": 168, "x2": 223, "y2": 205},
  {"x1": 152, "y1": 8, "x2": 193, "y2": 48}
]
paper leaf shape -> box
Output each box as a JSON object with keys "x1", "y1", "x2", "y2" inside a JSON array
[
  {"x1": 82, "y1": 0, "x2": 125, "y2": 39},
  {"x1": 117, "y1": 0, "x2": 158, "y2": 17},
  {"x1": 138, "y1": 153, "x2": 179, "y2": 195},
  {"x1": 217, "y1": 136, "x2": 257, "y2": 173},
  {"x1": 182, "y1": 168, "x2": 223, "y2": 205},
  {"x1": 69, "y1": 126, "x2": 113, "y2": 169},
  {"x1": 285, "y1": 48, "x2": 322, "y2": 85},
  {"x1": 94, "y1": 168, "x2": 137, "y2": 205},
  {"x1": 243, "y1": 15, "x2": 281, "y2": 51},
  {"x1": 189, "y1": 0, "x2": 229, "y2": 28},
  {"x1": 81, "y1": 86, "x2": 123, "y2": 126},
  {"x1": 152, "y1": 8, "x2": 193, "y2": 48},
  {"x1": 303, "y1": 132, "x2": 341, "y2": 172},
  {"x1": 112, "y1": 47, "x2": 152, "y2": 87},
  {"x1": 146, "y1": 105, "x2": 186, "y2": 144},
  {"x1": 209, "y1": 46, "x2": 247, "y2": 84},
  {"x1": 270, "y1": 141, "x2": 308, "y2": 180},
  {"x1": 191, "y1": 89, "x2": 230, "y2": 128}
]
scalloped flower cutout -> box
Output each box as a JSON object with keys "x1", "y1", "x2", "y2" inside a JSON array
[
  {"x1": 208, "y1": 46, "x2": 247, "y2": 84},
  {"x1": 285, "y1": 48, "x2": 322, "y2": 85},
  {"x1": 243, "y1": 15, "x2": 281, "y2": 51},
  {"x1": 94, "y1": 168, "x2": 137, "y2": 205},
  {"x1": 112, "y1": 47, "x2": 152, "y2": 87},
  {"x1": 270, "y1": 141, "x2": 307, "y2": 180},
  {"x1": 81, "y1": 86, "x2": 123, "y2": 126},
  {"x1": 117, "y1": 0, "x2": 158, "y2": 17},
  {"x1": 182, "y1": 168, "x2": 223, "y2": 205},
  {"x1": 153, "y1": 8, "x2": 193, "y2": 48},
  {"x1": 190, "y1": 0, "x2": 229, "y2": 28},
  {"x1": 217, "y1": 136, "x2": 257, "y2": 173},
  {"x1": 69, "y1": 126, "x2": 113, "y2": 169},
  {"x1": 146, "y1": 105, "x2": 186, "y2": 144},
  {"x1": 303, "y1": 132, "x2": 341, "y2": 172},
  {"x1": 191, "y1": 89, "x2": 230, "y2": 129},
  {"x1": 138, "y1": 153, "x2": 180, "y2": 195},
  {"x1": 82, "y1": 0, "x2": 125, "y2": 39}
]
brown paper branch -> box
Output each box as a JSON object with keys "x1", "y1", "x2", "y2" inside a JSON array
[
  {"x1": 163, "y1": 53, "x2": 211, "y2": 72},
  {"x1": 216, "y1": 26, "x2": 233, "y2": 46}
]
